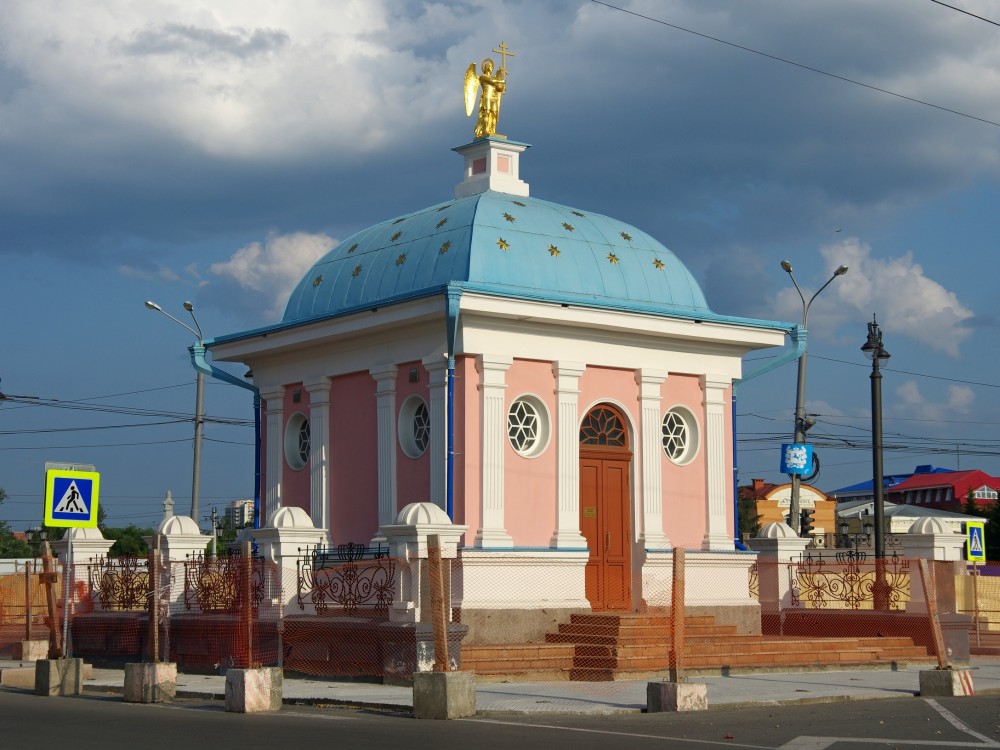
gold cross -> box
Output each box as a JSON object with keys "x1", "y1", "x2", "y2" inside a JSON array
[{"x1": 492, "y1": 41, "x2": 515, "y2": 71}]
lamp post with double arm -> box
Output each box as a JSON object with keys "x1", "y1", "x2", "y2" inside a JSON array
[
  {"x1": 781, "y1": 261, "x2": 849, "y2": 535},
  {"x1": 145, "y1": 300, "x2": 205, "y2": 523}
]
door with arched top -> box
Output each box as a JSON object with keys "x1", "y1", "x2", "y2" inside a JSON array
[{"x1": 579, "y1": 404, "x2": 632, "y2": 611}]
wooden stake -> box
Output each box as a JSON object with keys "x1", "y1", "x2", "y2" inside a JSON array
[
  {"x1": 428, "y1": 534, "x2": 450, "y2": 672},
  {"x1": 24, "y1": 560, "x2": 32, "y2": 642},
  {"x1": 148, "y1": 535, "x2": 160, "y2": 663},
  {"x1": 918, "y1": 558, "x2": 951, "y2": 670},
  {"x1": 670, "y1": 547, "x2": 686, "y2": 683},
  {"x1": 40, "y1": 543, "x2": 62, "y2": 659},
  {"x1": 242, "y1": 541, "x2": 254, "y2": 668}
]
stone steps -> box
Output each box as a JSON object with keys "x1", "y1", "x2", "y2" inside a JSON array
[{"x1": 462, "y1": 612, "x2": 935, "y2": 681}]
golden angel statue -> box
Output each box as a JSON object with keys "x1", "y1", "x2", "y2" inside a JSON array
[{"x1": 465, "y1": 42, "x2": 515, "y2": 138}]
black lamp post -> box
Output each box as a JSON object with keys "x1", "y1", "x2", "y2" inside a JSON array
[{"x1": 861, "y1": 316, "x2": 890, "y2": 608}]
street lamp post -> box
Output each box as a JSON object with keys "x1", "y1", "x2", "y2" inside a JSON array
[
  {"x1": 145, "y1": 300, "x2": 205, "y2": 523},
  {"x1": 861, "y1": 317, "x2": 891, "y2": 609},
  {"x1": 781, "y1": 261, "x2": 849, "y2": 535}
]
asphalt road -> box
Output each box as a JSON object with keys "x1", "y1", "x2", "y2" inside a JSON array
[{"x1": 3, "y1": 689, "x2": 1000, "y2": 749}]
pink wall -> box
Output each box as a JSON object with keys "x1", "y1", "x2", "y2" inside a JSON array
[
  {"x1": 281, "y1": 384, "x2": 311, "y2": 515},
  {"x1": 330, "y1": 371, "x2": 379, "y2": 544},
  {"x1": 660, "y1": 374, "x2": 709, "y2": 548},
  {"x1": 395, "y1": 360, "x2": 431, "y2": 512},
  {"x1": 503, "y1": 359, "x2": 557, "y2": 547}
]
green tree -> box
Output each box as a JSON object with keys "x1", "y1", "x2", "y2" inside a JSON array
[
  {"x1": 0, "y1": 487, "x2": 34, "y2": 558},
  {"x1": 738, "y1": 488, "x2": 762, "y2": 543},
  {"x1": 104, "y1": 525, "x2": 156, "y2": 557},
  {"x1": 964, "y1": 489, "x2": 987, "y2": 518},
  {"x1": 983, "y1": 499, "x2": 1000, "y2": 563}
]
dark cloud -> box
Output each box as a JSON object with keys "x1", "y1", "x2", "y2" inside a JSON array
[{"x1": 118, "y1": 24, "x2": 289, "y2": 59}]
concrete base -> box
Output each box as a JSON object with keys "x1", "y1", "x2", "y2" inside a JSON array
[
  {"x1": 124, "y1": 662, "x2": 177, "y2": 703},
  {"x1": 380, "y1": 622, "x2": 469, "y2": 684},
  {"x1": 13, "y1": 640, "x2": 49, "y2": 662},
  {"x1": 647, "y1": 681, "x2": 709, "y2": 712},
  {"x1": 413, "y1": 670, "x2": 476, "y2": 719},
  {"x1": 34, "y1": 658, "x2": 84, "y2": 697},
  {"x1": 224, "y1": 667, "x2": 283, "y2": 713},
  {"x1": 919, "y1": 668, "x2": 975, "y2": 697}
]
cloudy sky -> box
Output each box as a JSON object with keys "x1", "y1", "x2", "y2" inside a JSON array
[{"x1": 2, "y1": 0, "x2": 999, "y2": 532}]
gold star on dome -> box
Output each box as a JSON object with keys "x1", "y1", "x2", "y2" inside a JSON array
[
  {"x1": 562, "y1": 223, "x2": 575, "y2": 232},
  {"x1": 497, "y1": 237, "x2": 510, "y2": 251},
  {"x1": 503, "y1": 212, "x2": 516, "y2": 223},
  {"x1": 439, "y1": 240, "x2": 452, "y2": 254},
  {"x1": 548, "y1": 245, "x2": 560, "y2": 257},
  {"x1": 512, "y1": 200, "x2": 526, "y2": 207},
  {"x1": 312, "y1": 275, "x2": 323, "y2": 287},
  {"x1": 391, "y1": 231, "x2": 403, "y2": 242},
  {"x1": 395, "y1": 253, "x2": 407, "y2": 266},
  {"x1": 352, "y1": 265, "x2": 362, "y2": 277},
  {"x1": 620, "y1": 231, "x2": 633, "y2": 241},
  {"x1": 572, "y1": 210, "x2": 585, "y2": 217},
  {"x1": 436, "y1": 217, "x2": 448, "y2": 229},
  {"x1": 653, "y1": 258, "x2": 665, "y2": 270},
  {"x1": 347, "y1": 243, "x2": 359, "y2": 254},
  {"x1": 607, "y1": 252, "x2": 619, "y2": 265}
]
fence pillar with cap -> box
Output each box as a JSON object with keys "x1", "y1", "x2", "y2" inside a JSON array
[
  {"x1": 379, "y1": 502, "x2": 469, "y2": 682},
  {"x1": 746, "y1": 522, "x2": 811, "y2": 633}
]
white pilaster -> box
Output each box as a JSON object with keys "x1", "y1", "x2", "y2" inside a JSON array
[
  {"x1": 261, "y1": 388, "x2": 285, "y2": 520},
  {"x1": 423, "y1": 356, "x2": 449, "y2": 512},
  {"x1": 701, "y1": 375, "x2": 733, "y2": 550},
  {"x1": 304, "y1": 377, "x2": 332, "y2": 542},
  {"x1": 636, "y1": 368, "x2": 671, "y2": 550},
  {"x1": 475, "y1": 354, "x2": 514, "y2": 548},
  {"x1": 370, "y1": 365, "x2": 399, "y2": 538},
  {"x1": 550, "y1": 362, "x2": 588, "y2": 549}
]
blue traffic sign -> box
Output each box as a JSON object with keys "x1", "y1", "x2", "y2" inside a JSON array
[
  {"x1": 966, "y1": 521, "x2": 986, "y2": 562},
  {"x1": 44, "y1": 469, "x2": 100, "y2": 528}
]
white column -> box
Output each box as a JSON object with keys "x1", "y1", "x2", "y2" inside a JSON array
[
  {"x1": 475, "y1": 354, "x2": 514, "y2": 548},
  {"x1": 701, "y1": 375, "x2": 733, "y2": 550},
  {"x1": 305, "y1": 377, "x2": 332, "y2": 542},
  {"x1": 370, "y1": 365, "x2": 398, "y2": 538},
  {"x1": 636, "y1": 368, "x2": 671, "y2": 550},
  {"x1": 550, "y1": 362, "x2": 588, "y2": 549},
  {"x1": 423, "y1": 356, "x2": 449, "y2": 512},
  {"x1": 261, "y1": 387, "x2": 285, "y2": 523}
]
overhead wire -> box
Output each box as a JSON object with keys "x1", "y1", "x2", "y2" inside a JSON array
[{"x1": 588, "y1": 0, "x2": 1000, "y2": 128}]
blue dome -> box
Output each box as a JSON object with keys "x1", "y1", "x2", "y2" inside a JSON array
[{"x1": 283, "y1": 191, "x2": 711, "y2": 324}]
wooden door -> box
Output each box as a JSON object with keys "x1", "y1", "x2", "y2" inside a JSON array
[{"x1": 579, "y1": 405, "x2": 632, "y2": 611}]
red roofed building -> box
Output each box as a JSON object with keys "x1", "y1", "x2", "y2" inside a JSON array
[{"x1": 889, "y1": 469, "x2": 1000, "y2": 513}]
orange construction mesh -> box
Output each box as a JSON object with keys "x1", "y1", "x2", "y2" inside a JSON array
[
  {"x1": 0, "y1": 561, "x2": 48, "y2": 655},
  {"x1": 45, "y1": 546, "x2": 976, "y2": 681},
  {"x1": 69, "y1": 554, "x2": 284, "y2": 670}
]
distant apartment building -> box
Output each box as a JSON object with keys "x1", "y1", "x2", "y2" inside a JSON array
[{"x1": 226, "y1": 498, "x2": 255, "y2": 529}]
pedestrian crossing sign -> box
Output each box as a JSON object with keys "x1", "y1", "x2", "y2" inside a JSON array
[
  {"x1": 965, "y1": 521, "x2": 986, "y2": 562},
  {"x1": 44, "y1": 469, "x2": 100, "y2": 528}
]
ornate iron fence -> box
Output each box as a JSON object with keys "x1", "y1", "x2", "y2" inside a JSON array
[
  {"x1": 296, "y1": 544, "x2": 395, "y2": 616},
  {"x1": 87, "y1": 555, "x2": 151, "y2": 611},
  {"x1": 793, "y1": 550, "x2": 910, "y2": 610},
  {"x1": 182, "y1": 553, "x2": 268, "y2": 613}
]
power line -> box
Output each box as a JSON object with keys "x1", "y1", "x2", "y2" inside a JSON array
[
  {"x1": 931, "y1": 0, "x2": 1000, "y2": 28},
  {"x1": 589, "y1": 0, "x2": 1000, "y2": 129}
]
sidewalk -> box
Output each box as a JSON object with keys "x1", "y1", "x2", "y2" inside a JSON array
[{"x1": 5, "y1": 658, "x2": 1000, "y2": 715}]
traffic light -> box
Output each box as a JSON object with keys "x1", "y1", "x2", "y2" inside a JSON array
[{"x1": 800, "y1": 508, "x2": 815, "y2": 536}]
